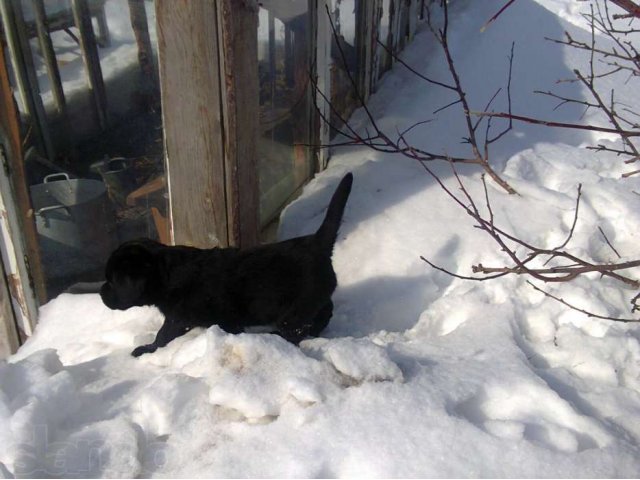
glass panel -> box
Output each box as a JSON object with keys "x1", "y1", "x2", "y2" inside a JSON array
[
  {"x1": 2, "y1": 0, "x2": 167, "y2": 299},
  {"x1": 257, "y1": 1, "x2": 312, "y2": 227},
  {"x1": 329, "y1": 0, "x2": 360, "y2": 136}
]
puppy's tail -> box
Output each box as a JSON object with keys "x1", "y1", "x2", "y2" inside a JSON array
[{"x1": 315, "y1": 173, "x2": 353, "y2": 253}]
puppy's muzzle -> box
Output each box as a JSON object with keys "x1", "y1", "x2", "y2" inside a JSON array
[{"x1": 100, "y1": 283, "x2": 128, "y2": 310}]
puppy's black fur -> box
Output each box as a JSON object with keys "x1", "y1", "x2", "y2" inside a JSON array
[{"x1": 100, "y1": 173, "x2": 353, "y2": 357}]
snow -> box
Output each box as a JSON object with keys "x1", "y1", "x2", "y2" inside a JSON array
[{"x1": 3, "y1": 0, "x2": 640, "y2": 477}]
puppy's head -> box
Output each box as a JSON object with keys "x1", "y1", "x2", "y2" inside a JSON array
[{"x1": 100, "y1": 240, "x2": 164, "y2": 310}]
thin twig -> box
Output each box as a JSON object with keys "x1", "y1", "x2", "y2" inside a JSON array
[
  {"x1": 527, "y1": 281, "x2": 640, "y2": 323},
  {"x1": 375, "y1": 38, "x2": 456, "y2": 91},
  {"x1": 481, "y1": 0, "x2": 518, "y2": 32},
  {"x1": 555, "y1": 184, "x2": 582, "y2": 251},
  {"x1": 474, "y1": 259, "x2": 640, "y2": 279},
  {"x1": 598, "y1": 226, "x2": 623, "y2": 259},
  {"x1": 469, "y1": 111, "x2": 640, "y2": 136}
]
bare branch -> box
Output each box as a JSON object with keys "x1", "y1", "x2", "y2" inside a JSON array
[
  {"x1": 481, "y1": 0, "x2": 518, "y2": 32},
  {"x1": 375, "y1": 38, "x2": 456, "y2": 91},
  {"x1": 469, "y1": 111, "x2": 640, "y2": 137},
  {"x1": 555, "y1": 184, "x2": 582, "y2": 251},
  {"x1": 598, "y1": 226, "x2": 623, "y2": 259},
  {"x1": 473, "y1": 260, "x2": 640, "y2": 281},
  {"x1": 527, "y1": 281, "x2": 640, "y2": 323},
  {"x1": 609, "y1": 0, "x2": 640, "y2": 19},
  {"x1": 420, "y1": 256, "x2": 508, "y2": 281},
  {"x1": 430, "y1": 2, "x2": 517, "y2": 194}
]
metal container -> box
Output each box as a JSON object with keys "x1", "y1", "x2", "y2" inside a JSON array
[
  {"x1": 90, "y1": 157, "x2": 138, "y2": 207},
  {"x1": 30, "y1": 173, "x2": 117, "y2": 279}
]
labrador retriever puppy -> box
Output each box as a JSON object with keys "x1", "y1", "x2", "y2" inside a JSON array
[{"x1": 100, "y1": 173, "x2": 353, "y2": 357}]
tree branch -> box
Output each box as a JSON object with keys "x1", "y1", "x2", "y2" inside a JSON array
[{"x1": 527, "y1": 281, "x2": 640, "y2": 322}]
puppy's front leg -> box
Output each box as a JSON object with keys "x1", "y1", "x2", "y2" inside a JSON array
[{"x1": 132, "y1": 319, "x2": 190, "y2": 357}]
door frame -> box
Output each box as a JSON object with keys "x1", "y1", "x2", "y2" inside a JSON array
[{"x1": 0, "y1": 41, "x2": 45, "y2": 347}]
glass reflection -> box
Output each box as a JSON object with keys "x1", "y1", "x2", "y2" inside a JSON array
[
  {"x1": 257, "y1": 1, "x2": 312, "y2": 227},
  {"x1": 1, "y1": 0, "x2": 167, "y2": 298}
]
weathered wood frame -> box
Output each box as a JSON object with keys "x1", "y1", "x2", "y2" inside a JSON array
[
  {"x1": 356, "y1": 0, "x2": 375, "y2": 101},
  {"x1": 156, "y1": 0, "x2": 258, "y2": 249},
  {"x1": 31, "y1": 0, "x2": 67, "y2": 114},
  {"x1": 71, "y1": 0, "x2": 108, "y2": 130},
  {"x1": 0, "y1": 43, "x2": 45, "y2": 349},
  {"x1": 0, "y1": 253, "x2": 20, "y2": 358},
  {"x1": 217, "y1": 0, "x2": 259, "y2": 248}
]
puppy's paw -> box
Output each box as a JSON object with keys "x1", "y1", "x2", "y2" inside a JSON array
[{"x1": 131, "y1": 344, "x2": 157, "y2": 357}]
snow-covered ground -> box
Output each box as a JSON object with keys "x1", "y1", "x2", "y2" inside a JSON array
[{"x1": 2, "y1": 0, "x2": 640, "y2": 477}]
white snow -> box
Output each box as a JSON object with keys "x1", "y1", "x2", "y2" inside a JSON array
[{"x1": 2, "y1": 0, "x2": 640, "y2": 477}]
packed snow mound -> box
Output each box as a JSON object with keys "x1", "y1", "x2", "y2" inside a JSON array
[
  {"x1": 3, "y1": 0, "x2": 640, "y2": 477},
  {"x1": 2, "y1": 296, "x2": 407, "y2": 477},
  {"x1": 3, "y1": 288, "x2": 640, "y2": 477}
]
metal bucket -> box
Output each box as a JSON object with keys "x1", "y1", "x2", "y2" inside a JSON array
[
  {"x1": 30, "y1": 173, "x2": 117, "y2": 279},
  {"x1": 90, "y1": 157, "x2": 138, "y2": 207}
]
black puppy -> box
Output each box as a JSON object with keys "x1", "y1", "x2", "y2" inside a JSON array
[{"x1": 100, "y1": 173, "x2": 353, "y2": 357}]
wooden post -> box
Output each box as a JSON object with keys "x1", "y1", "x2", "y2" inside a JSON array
[
  {"x1": 95, "y1": 3, "x2": 111, "y2": 47},
  {"x1": 156, "y1": 0, "x2": 228, "y2": 248},
  {"x1": 30, "y1": 0, "x2": 74, "y2": 155},
  {"x1": 217, "y1": 0, "x2": 259, "y2": 249},
  {"x1": 31, "y1": 0, "x2": 66, "y2": 114},
  {"x1": 356, "y1": 0, "x2": 374, "y2": 101},
  {"x1": 71, "y1": 0, "x2": 108, "y2": 130},
  {"x1": 128, "y1": 0, "x2": 158, "y2": 104}
]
